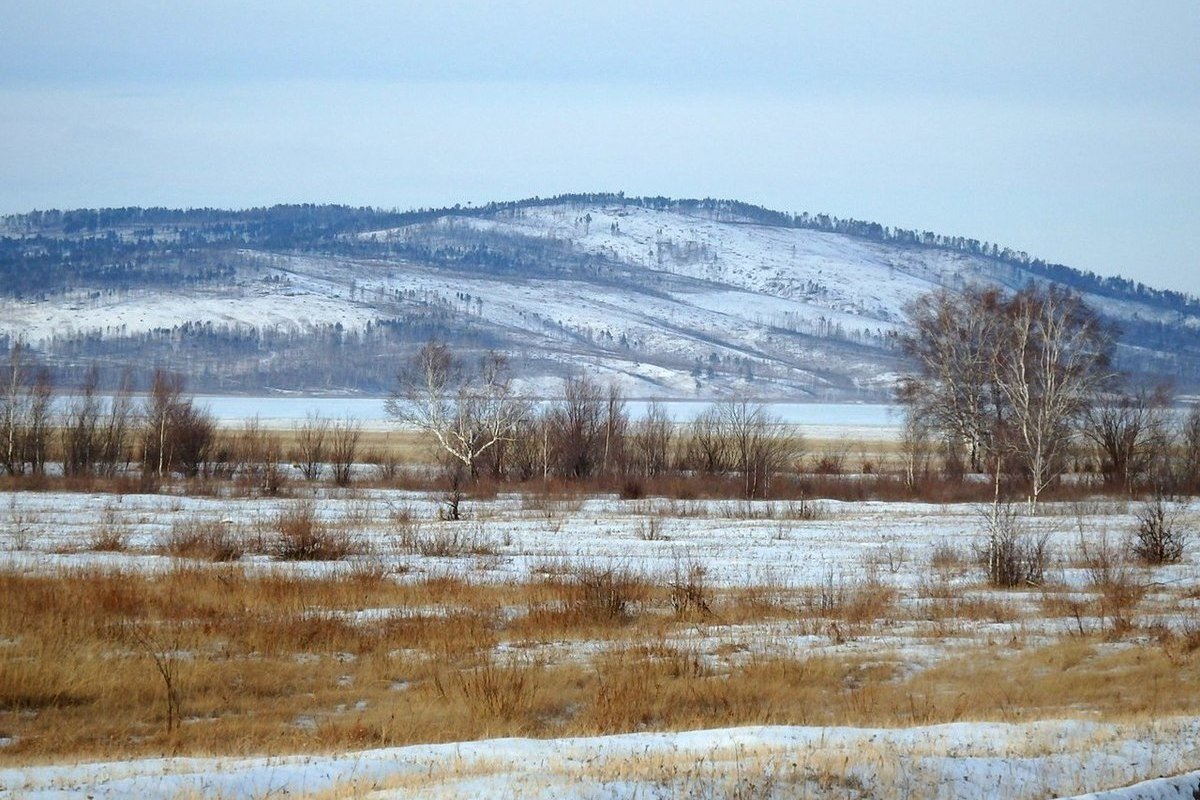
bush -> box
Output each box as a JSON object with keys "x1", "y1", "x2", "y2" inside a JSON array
[
  {"x1": 976, "y1": 504, "x2": 1050, "y2": 587},
  {"x1": 569, "y1": 564, "x2": 648, "y2": 623},
  {"x1": 619, "y1": 479, "x2": 645, "y2": 500},
  {"x1": 271, "y1": 502, "x2": 359, "y2": 561},
  {"x1": 669, "y1": 559, "x2": 711, "y2": 618},
  {"x1": 1132, "y1": 493, "x2": 1188, "y2": 565},
  {"x1": 86, "y1": 504, "x2": 128, "y2": 551},
  {"x1": 1077, "y1": 531, "x2": 1145, "y2": 632},
  {"x1": 398, "y1": 521, "x2": 499, "y2": 557},
  {"x1": 159, "y1": 519, "x2": 244, "y2": 561},
  {"x1": 637, "y1": 517, "x2": 669, "y2": 541}
]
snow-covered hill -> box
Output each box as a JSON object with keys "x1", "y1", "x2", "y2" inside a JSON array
[{"x1": 2, "y1": 197, "x2": 1197, "y2": 397}]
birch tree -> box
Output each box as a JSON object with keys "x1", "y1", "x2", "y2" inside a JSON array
[
  {"x1": 1, "y1": 343, "x2": 30, "y2": 476},
  {"x1": 993, "y1": 287, "x2": 1112, "y2": 508},
  {"x1": 899, "y1": 285, "x2": 1113, "y2": 508},
  {"x1": 387, "y1": 342, "x2": 527, "y2": 494},
  {"x1": 898, "y1": 288, "x2": 1008, "y2": 473}
]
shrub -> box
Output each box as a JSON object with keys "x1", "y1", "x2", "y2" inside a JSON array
[
  {"x1": 271, "y1": 502, "x2": 359, "y2": 561},
  {"x1": 637, "y1": 517, "x2": 669, "y2": 541},
  {"x1": 86, "y1": 504, "x2": 128, "y2": 551},
  {"x1": 159, "y1": 519, "x2": 244, "y2": 562},
  {"x1": 669, "y1": 559, "x2": 711, "y2": 618},
  {"x1": 399, "y1": 522, "x2": 499, "y2": 557},
  {"x1": 930, "y1": 538, "x2": 970, "y2": 574},
  {"x1": 1132, "y1": 493, "x2": 1188, "y2": 565},
  {"x1": 1077, "y1": 531, "x2": 1145, "y2": 632},
  {"x1": 619, "y1": 479, "x2": 645, "y2": 500},
  {"x1": 976, "y1": 503, "x2": 1050, "y2": 587},
  {"x1": 569, "y1": 564, "x2": 648, "y2": 623},
  {"x1": 445, "y1": 656, "x2": 543, "y2": 722}
]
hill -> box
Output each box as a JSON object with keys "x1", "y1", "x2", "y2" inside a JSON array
[{"x1": 2, "y1": 194, "x2": 1198, "y2": 398}]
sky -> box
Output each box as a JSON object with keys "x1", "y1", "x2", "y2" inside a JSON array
[{"x1": 1, "y1": 1, "x2": 1197, "y2": 294}]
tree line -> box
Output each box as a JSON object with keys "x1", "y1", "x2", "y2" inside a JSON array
[
  {"x1": 6, "y1": 282, "x2": 1200, "y2": 510},
  {"x1": 897, "y1": 284, "x2": 1200, "y2": 506}
]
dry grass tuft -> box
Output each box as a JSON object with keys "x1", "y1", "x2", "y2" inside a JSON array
[
  {"x1": 85, "y1": 504, "x2": 129, "y2": 552},
  {"x1": 271, "y1": 502, "x2": 362, "y2": 561},
  {"x1": 158, "y1": 518, "x2": 245, "y2": 561},
  {"x1": 395, "y1": 520, "x2": 500, "y2": 557}
]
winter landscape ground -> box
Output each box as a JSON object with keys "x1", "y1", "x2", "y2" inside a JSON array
[
  {"x1": 3, "y1": 197, "x2": 1200, "y2": 800},
  {"x1": 2, "y1": 416, "x2": 1199, "y2": 798},
  {"x1": 6, "y1": 2, "x2": 1197, "y2": 797}
]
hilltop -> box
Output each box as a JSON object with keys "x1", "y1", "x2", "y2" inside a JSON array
[{"x1": 3, "y1": 194, "x2": 1197, "y2": 398}]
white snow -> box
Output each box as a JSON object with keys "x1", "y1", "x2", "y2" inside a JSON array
[{"x1": 4, "y1": 719, "x2": 1198, "y2": 799}]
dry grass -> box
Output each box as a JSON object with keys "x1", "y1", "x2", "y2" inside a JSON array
[
  {"x1": 3, "y1": 550, "x2": 1200, "y2": 766},
  {"x1": 392, "y1": 519, "x2": 501, "y2": 557},
  {"x1": 157, "y1": 518, "x2": 246, "y2": 561},
  {"x1": 271, "y1": 502, "x2": 363, "y2": 561}
]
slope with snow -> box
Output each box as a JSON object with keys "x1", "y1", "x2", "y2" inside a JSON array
[{"x1": 3, "y1": 198, "x2": 1196, "y2": 398}]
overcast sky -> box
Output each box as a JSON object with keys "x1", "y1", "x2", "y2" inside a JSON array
[{"x1": 2, "y1": 2, "x2": 1197, "y2": 293}]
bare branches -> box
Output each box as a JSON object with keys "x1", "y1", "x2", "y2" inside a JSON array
[
  {"x1": 141, "y1": 369, "x2": 215, "y2": 479},
  {"x1": 1, "y1": 341, "x2": 55, "y2": 477},
  {"x1": 387, "y1": 341, "x2": 528, "y2": 476},
  {"x1": 294, "y1": 413, "x2": 329, "y2": 481},
  {"x1": 993, "y1": 287, "x2": 1114, "y2": 506},
  {"x1": 328, "y1": 417, "x2": 362, "y2": 487},
  {"x1": 1083, "y1": 385, "x2": 1171, "y2": 491},
  {"x1": 899, "y1": 286, "x2": 1115, "y2": 507}
]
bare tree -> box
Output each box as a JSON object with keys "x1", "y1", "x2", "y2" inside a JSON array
[
  {"x1": 294, "y1": 413, "x2": 329, "y2": 482},
  {"x1": 1181, "y1": 403, "x2": 1200, "y2": 493},
  {"x1": 601, "y1": 383, "x2": 629, "y2": 477},
  {"x1": 63, "y1": 365, "x2": 103, "y2": 476},
  {"x1": 505, "y1": 412, "x2": 547, "y2": 482},
  {"x1": 632, "y1": 400, "x2": 673, "y2": 477},
  {"x1": 236, "y1": 417, "x2": 284, "y2": 494},
  {"x1": 0, "y1": 343, "x2": 53, "y2": 477},
  {"x1": 1, "y1": 343, "x2": 30, "y2": 476},
  {"x1": 717, "y1": 398, "x2": 797, "y2": 499},
  {"x1": 173, "y1": 404, "x2": 216, "y2": 478},
  {"x1": 98, "y1": 370, "x2": 135, "y2": 476},
  {"x1": 143, "y1": 370, "x2": 183, "y2": 478},
  {"x1": 1083, "y1": 385, "x2": 1170, "y2": 492},
  {"x1": 899, "y1": 286, "x2": 1113, "y2": 508},
  {"x1": 547, "y1": 375, "x2": 607, "y2": 479},
  {"x1": 141, "y1": 370, "x2": 214, "y2": 478},
  {"x1": 684, "y1": 405, "x2": 730, "y2": 476},
  {"x1": 992, "y1": 287, "x2": 1113, "y2": 508},
  {"x1": 898, "y1": 288, "x2": 1008, "y2": 473},
  {"x1": 387, "y1": 341, "x2": 527, "y2": 516},
  {"x1": 25, "y1": 368, "x2": 53, "y2": 476},
  {"x1": 899, "y1": 413, "x2": 934, "y2": 490},
  {"x1": 328, "y1": 417, "x2": 362, "y2": 487}
]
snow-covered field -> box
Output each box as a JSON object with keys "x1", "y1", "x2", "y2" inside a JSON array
[
  {"x1": 6, "y1": 490, "x2": 1192, "y2": 593},
  {"x1": 2, "y1": 486, "x2": 1199, "y2": 798},
  {"x1": 5, "y1": 721, "x2": 1199, "y2": 799}
]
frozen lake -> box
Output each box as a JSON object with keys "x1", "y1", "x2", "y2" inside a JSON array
[
  {"x1": 187, "y1": 396, "x2": 903, "y2": 439},
  {"x1": 56, "y1": 395, "x2": 903, "y2": 440}
]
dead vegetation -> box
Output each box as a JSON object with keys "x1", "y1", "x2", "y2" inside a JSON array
[
  {"x1": 2, "y1": 545, "x2": 1198, "y2": 765},
  {"x1": 270, "y1": 501, "x2": 362, "y2": 561}
]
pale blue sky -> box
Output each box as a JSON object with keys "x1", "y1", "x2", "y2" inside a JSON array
[{"x1": 1, "y1": 2, "x2": 1197, "y2": 293}]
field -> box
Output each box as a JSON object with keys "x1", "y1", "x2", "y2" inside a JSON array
[{"x1": 2, "y1": 466, "x2": 1199, "y2": 797}]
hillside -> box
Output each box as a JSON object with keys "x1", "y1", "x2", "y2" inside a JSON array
[{"x1": 2, "y1": 195, "x2": 1198, "y2": 399}]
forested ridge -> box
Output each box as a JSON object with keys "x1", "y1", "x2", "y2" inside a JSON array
[
  {"x1": 2, "y1": 195, "x2": 1197, "y2": 397},
  {"x1": 5, "y1": 194, "x2": 1195, "y2": 312}
]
